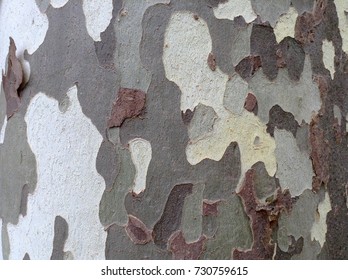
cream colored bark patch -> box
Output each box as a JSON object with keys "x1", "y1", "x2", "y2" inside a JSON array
[
  {"x1": 274, "y1": 6, "x2": 298, "y2": 43},
  {"x1": 0, "y1": 0, "x2": 48, "y2": 81},
  {"x1": 213, "y1": 0, "x2": 257, "y2": 23},
  {"x1": 129, "y1": 138, "x2": 152, "y2": 194},
  {"x1": 7, "y1": 86, "x2": 106, "y2": 259},
  {"x1": 82, "y1": 0, "x2": 113, "y2": 41},
  {"x1": 335, "y1": 0, "x2": 348, "y2": 54},
  {"x1": 322, "y1": 39, "x2": 335, "y2": 79},
  {"x1": 187, "y1": 111, "x2": 276, "y2": 177},
  {"x1": 163, "y1": 11, "x2": 277, "y2": 178},
  {"x1": 311, "y1": 193, "x2": 331, "y2": 247},
  {"x1": 274, "y1": 129, "x2": 313, "y2": 197}
]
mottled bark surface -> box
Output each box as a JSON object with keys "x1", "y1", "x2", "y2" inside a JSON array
[{"x1": 1, "y1": 0, "x2": 348, "y2": 259}]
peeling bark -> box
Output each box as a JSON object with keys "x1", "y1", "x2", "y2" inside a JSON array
[
  {"x1": 108, "y1": 88, "x2": 146, "y2": 128},
  {"x1": 2, "y1": 38, "x2": 23, "y2": 119}
]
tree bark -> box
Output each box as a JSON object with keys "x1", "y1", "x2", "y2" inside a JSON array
[{"x1": 0, "y1": 0, "x2": 347, "y2": 260}]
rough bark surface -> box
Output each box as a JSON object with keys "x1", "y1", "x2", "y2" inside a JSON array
[{"x1": 1, "y1": 0, "x2": 348, "y2": 260}]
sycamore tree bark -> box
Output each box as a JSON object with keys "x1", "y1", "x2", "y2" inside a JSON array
[{"x1": 0, "y1": 0, "x2": 347, "y2": 260}]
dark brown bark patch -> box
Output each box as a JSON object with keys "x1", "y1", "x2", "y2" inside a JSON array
[
  {"x1": 277, "y1": 37, "x2": 305, "y2": 81},
  {"x1": 235, "y1": 55, "x2": 262, "y2": 80},
  {"x1": 181, "y1": 109, "x2": 194, "y2": 125},
  {"x1": 250, "y1": 24, "x2": 278, "y2": 80},
  {"x1": 266, "y1": 105, "x2": 299, "y2": 137},
  {"x1": 2, "y1": 37, "x2": 23, "y2": 119},
  {"x1": 153, "y1": 184, "x2": 193, "y2": 249},
  {"x1": 168, "y1": 231, "x2": 206, "y2": 260},
  {"x1": 207, "y1": 52, "x2": 216, "y2": 71},
  {"x1": 108, "y1": 88, "x2": 146, "y2": 128},
  {"x1": 310, "y1": 115, "x2": 330, "y2": 191},
  {"x1": 125, "y1": 215, "x2": 152, "y2": 245}
]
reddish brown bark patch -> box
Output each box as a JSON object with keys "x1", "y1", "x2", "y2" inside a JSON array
[
  {"x1": 107, "y1": 88, "x2": 146, "y2": 128},
  {"x1": 125, "y1": 215, "x2": 152, "y2": 245},
  {"x1": 310, "y1": 115, "x2": 330, "y2": 191},
  {"x1": 207, "y1": 52, "x2": 216, "y2": 71},
  {"x1": 295, "y1": 12, "x2": 316, "y2": 45},
  {"x1": 203, "y1": 199, "x2": 221, "y2": 217},
  {"x1": 235, "y1": 55, "x2": 262, "y2": 80},
  {"x1": 313, "y1": 0, "x2": 327, "y2": 24},
  {"x1": 244, "y1": 93, "x2": 258, "y2": 114},
  {"x1": 2, "y1": 37, "x2": 23, "y2": 119},
  {"x1": 233, "y1": 169, "x2": 292, "y2": 260},
  {"x1": 168, "y1": 231, "x2": 206, "y2": 260}
]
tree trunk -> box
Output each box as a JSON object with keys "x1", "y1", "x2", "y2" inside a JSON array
[{"x1": 0, "y1": 0, "x2": 347, "y2": 260}]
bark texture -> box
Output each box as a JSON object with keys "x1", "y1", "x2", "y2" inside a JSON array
[{"x1": 0, "y1": 0, "x2": 348, "y2": 260}]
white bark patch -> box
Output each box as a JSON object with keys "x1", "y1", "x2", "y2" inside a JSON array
[
  {"x1": 0, "y1": 0, "x2": 48, "y2": 81},
  {"x1": 333, "y1": 105, "x2": 341, "y2": 126},
  {"x1": 335, "y1": 0, "x2": 348, "y2": 55},
  {"x1": 213, "y1": 0, "x2": 257, "y2": 23},
  {"x1": 50, "y1": 0, "x2": 69, "y2": 8},
  {"x1": 0, "y1": 117, "x2": 7, "y2": 144},
  {"x1": 163, "y1": 11, "x2": 277, "y2": 179},
  {"x1": 7, "y1": 86, "x2": 106, "y2": 259},
  {"x1": 129, "y1": 138, "x2": 152, "y2": 194},
  {"x1": 163, "y1": 11, "x2": 228, "y2": 112},
  {"x1": 274, "y1": 6, "x2": 298, "y2": 43},
  {"x1": 82, "y1": 0, "x2": 113, "y2": 41},
  {"x1": 274, "y1": 129, "x2": 314, "y2": 197},
  {"x1": 311, "y1": 193, "x2": 332, "y2": 247},
  {"x1": 322, "y1": 39, "x2": 335, "y2": 79}
]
